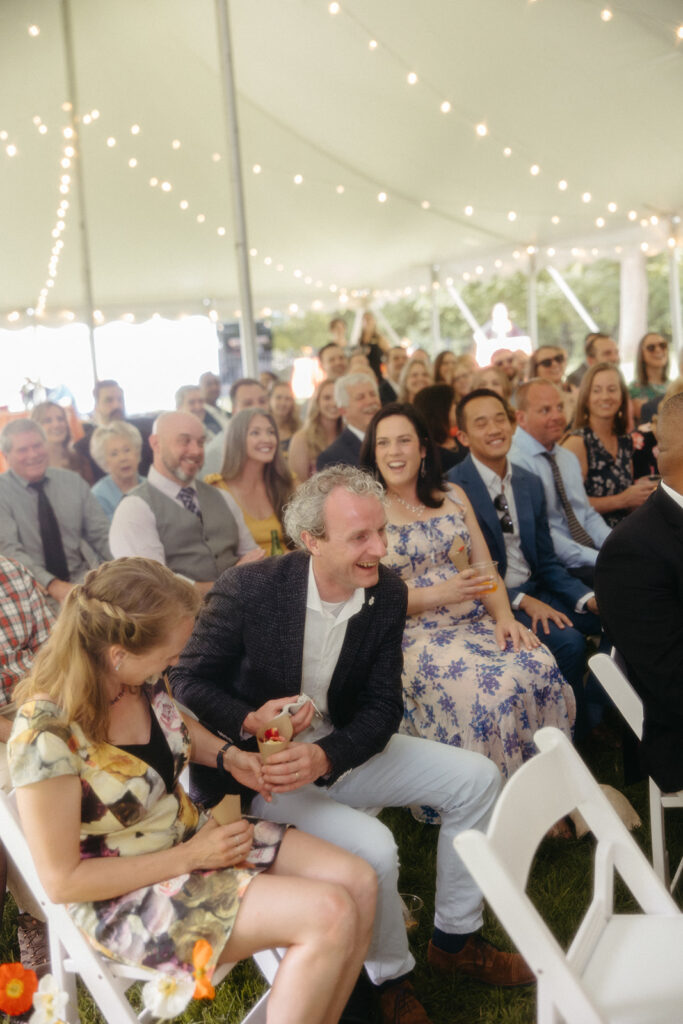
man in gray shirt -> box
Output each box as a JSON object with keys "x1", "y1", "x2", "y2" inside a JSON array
[{"x1": 0, "y1": 419, "x2": 111, "y2": 605}]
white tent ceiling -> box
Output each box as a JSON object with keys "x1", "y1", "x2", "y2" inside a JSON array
[{"x1": 1, "y1": 0, "x2": 682, "y2": 326}]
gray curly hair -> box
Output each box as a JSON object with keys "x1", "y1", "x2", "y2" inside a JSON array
[{"x1": 283, "y1": 465, "x2": 385, "y2": 550}]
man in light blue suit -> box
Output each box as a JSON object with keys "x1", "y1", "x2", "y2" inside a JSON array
[{"x1": 449, "y1": 389, "x2": 604, "y2": 738}]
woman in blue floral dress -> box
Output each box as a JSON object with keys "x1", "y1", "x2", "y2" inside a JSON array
[
  {"x1": 361, "y1": 405, "x2": 575, "y2": 782},
  {"x1": 9, "y1": 558, "x2": 375, "y2": 1024}
]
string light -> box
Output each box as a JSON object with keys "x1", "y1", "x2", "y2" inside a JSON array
[
  {"x1": 607, "y1": 201, "x2": 617, "y2": 212},
  {"x1": 507, "y1": 210, "x2": 517, "y2": 221},
  {"x1": 475, "y1": 123, "x2": 488, "y2": 137},
  {"x1": 328, "y1": 2, "x2": 340, "y2": 13},
  {"x1": 464, "y1": 205, "x2": 474, "y2": 216},
  {"x1": 336, "y1": 184, "x2": 344, "y2": 194},
  {"x1": 6, "y1": 143, "x2": 17, "y2": 157},
  {"x1": 581, "y1": 192, "x2": 592, "y2": 203},
  {"x1": 369, "y1": 39, "x2": 378, "y2": 50},
  {"x1": 106, "y1": 136, "x2": 116, "y2": 147},
  {"x1": 551, "y1": 215, "x2": 560, "y2": 224},
  {"x1": 212, "y1": 152, "x2": 221, "y2": 162},
  {"x1": 160, "y1": 181, "x2": 172, "y2": 191},
  {"x1": 503, "y1": 147, "x2": 512, "y2": 157},
  {"x1": 149, "y1": 176, "x2": 158, "y2": 186},
  {"x1": 596, "y1": 217, "x2": 605, "y2": 227},
  {"x1": 252, "y1": 164, "x2": 262, "y2": 173},
  {"x1": 128, "y1": 157, "x2": 137, "y2": 168},
  {"x1": 558, "y1": 179, "x2": 568, "y2": 191},
  {"x1": 530, "y1": 164, "x2": 540, "y2": 176},
  {"x1": 179, "y1": 199, "x2": 188, "y2": 209},
  {"x1": 421, "y1": 200, "x2": 430, "y2": 209},
  {"x1": 131, "y1": 124, "x2": 140, "y2": 135},
  {"x1": 628, "y1": 210, "x2": 637, "y2": 220},
  {"x1": 440, "y1": 100, "x2": 451, "y2": 113},
  {"x1": 172, "y1": 139, "x2": 181, "y2": 149},
  {"x1": 196, "y1": 213, "x2": 205, "y2": 223},
  {"x1": 28, "y1": 24, "x2": 40, "y2": 36},
  {"x1": 650, "y1": 214, "x2": 659, "y2": 225},
  {"x1": 217, "y1": 226, "x2": 226, "y2": 236},
  {"x1": 601, "y1": 9, "x2": 613, "y2": 22},
  {"x1": 677, "y1": 26, "x2": 683, "y2": 40},
  {"x1": 407, "y1": 72, "x2": 418, "y2": 85},
  {"x1": 293, "y1": 173, "x2": 303, "y2": 185}
]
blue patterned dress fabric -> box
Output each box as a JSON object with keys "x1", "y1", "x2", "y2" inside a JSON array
[{"x1": 383, "y1": 491, "x2": 576, "y2": 793}]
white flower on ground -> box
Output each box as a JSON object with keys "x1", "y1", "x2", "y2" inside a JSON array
[
  {"x1": 142, "y1": 970, "x2": 195, "y2": 1020},
  {"x1": 30, "y1": 973, "x2": 70, "y2": 1024}
]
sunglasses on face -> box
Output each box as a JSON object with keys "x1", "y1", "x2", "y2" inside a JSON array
[
  {"x1": 537, "y1": 354, "x2": 566, "y2": 369},
  {"x1": 644, "y1": 341, "x2": 668, "y2": 353},
  {"x1": 493, "y1": 492, "x2": 514, "y2": 533}
]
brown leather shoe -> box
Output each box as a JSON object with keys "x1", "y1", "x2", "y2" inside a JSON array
[
  {"x1": 428, "y1": 935, "x2": 535, "y2": 987},
  {"x1": 378, "y1": 979, "x2": 433, "y2": 1023}
]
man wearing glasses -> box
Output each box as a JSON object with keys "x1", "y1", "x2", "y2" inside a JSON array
[{"x1": 449, "y1": 389, "x2": 602, "y2": 738}]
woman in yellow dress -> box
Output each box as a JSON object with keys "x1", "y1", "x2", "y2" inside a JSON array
[{"x1": 206, "y1": 409, "x2": 294, "y2": 554}]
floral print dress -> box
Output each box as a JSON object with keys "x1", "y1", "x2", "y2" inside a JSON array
[
  {"x1": 572, "y1": 426, "x2": 633, "y2": 527},
  {"x1": 8, "y1": 678, "x2": 286, "y2": 980},
  {"x1": 383, "y1": 490, "x2": 575, "y2": 783}
]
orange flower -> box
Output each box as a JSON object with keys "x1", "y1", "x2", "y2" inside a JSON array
[
  {"x1": 191, "y1": 939, "x2": 215, "y2": 1000},
  {"x1": 0, "y1": 962, "x2": 39, "y2": 1015}
]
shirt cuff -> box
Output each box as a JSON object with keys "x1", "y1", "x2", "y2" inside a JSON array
[
  {"x1": 575, "y1": 592, "x2": 595, "y2": 613},
  {"x1": 511, "y1": 593, "x2": 525, "y2": 610}
]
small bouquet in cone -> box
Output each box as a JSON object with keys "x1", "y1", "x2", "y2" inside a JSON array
[{"x1": 256, "y1": 711, "x2": 293, "y2": 763}]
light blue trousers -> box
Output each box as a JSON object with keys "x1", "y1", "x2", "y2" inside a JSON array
[{"x1": 250, "y1": 733, "x2": 501, "y2": 984}]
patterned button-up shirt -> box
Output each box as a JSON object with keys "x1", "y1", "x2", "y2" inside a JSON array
[{"x1": 0, "y1": 557, "x2": 55, "y2": 709}]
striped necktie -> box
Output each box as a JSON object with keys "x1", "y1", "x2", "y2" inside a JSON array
[
  {"x1": 177, "y1": 486, "x2": 202, "y2": 521},
  {"x1": 541, "y1": 451, "x2": 595, "y2": 548}
]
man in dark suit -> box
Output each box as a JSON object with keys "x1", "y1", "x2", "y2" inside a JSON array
[
  {"x1": 449, "y1": 390, "x2": 603, "y2": 737},
  {"x1": 595, "y1": 393, "x2": 683, "y2": 793},
  {"x1": 316, "y1": 373, "x2": 380, "y2": 470},
  {"x1": 172, "y1": 465, "x2": 532, "y2": 1024},
  {"x1": 379, "y1": 346, "x2": 408, "y2": 405}
]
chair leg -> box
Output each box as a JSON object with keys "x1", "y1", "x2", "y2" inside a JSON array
[
  {"x1": 649, "y1": 779, "x2": 670, "y2": 887},
  {"x1": 537, "y1": 979, "x2": 560, "y2": 1024}
]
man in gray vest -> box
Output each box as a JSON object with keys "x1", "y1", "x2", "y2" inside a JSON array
[{"x1": 109, "y1": 411, "x2": 263, "y2": 593}]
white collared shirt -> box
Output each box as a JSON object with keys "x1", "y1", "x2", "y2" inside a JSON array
[
  {"x1": 470, "y1": 455, "x2": 531, "y2": 592},
  {"x1": 345, "y1": 423, "x2": 366, "y2": 443},
  {"x1": 297, "y1": 559, "x2": 365, "y2": 743},
  {"x1": 661, "y1": 481, "x2": 683, "y2": 512}
]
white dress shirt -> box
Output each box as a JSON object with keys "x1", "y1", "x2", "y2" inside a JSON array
[
  {"x1": 298, "y1": 559, "x2": 365, "y2": 744},
  {"x1": 470, "y1": 455, "x2": 531, "y2": 593},
  {"x1": 109, "y1": 465, "x2": 256, "y2": 575},
  {"x1": 661, "y1": 481, "x2": 683, "y2": 512}
]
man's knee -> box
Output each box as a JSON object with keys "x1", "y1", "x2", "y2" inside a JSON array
[{"x1": 352, "y1": 816, "x2": 399, "y2": 881}]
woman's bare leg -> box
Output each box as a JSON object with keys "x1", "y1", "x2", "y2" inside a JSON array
[
  {"x1": 267, "y1": 829, "x2": 376, "y2": 1023},
  {"x1": 219, "y1": 872, "x2": 364, "y2": 1024}
]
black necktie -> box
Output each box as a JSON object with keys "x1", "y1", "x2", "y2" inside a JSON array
[
  {"x1": 541, "y1": 452, "x2": 595, "y2": 549},
  {"x1": 28, "y1": 479, "x2": 70, "y2": 581},
  {"x1": 177, "y1": 486, "x2": 203, "y2": 522}
]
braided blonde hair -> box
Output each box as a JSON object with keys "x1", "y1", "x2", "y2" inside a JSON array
[{"x1": 15, "y1": 558, "x2": 201, "y2": 743}]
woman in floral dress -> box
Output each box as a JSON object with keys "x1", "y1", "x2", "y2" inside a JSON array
[
  {"x1": 361, "y1": 404, "x2": 575, "y2": 783},
  {"x1": 9, "y1": 557, "x2": 375, "y2": 1024}
]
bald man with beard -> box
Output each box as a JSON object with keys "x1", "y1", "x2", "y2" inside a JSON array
[
  {"x1": 595, "y1": 392, "x2": 683, "y2": 793},
  {"x1": 109, "y1": 411, "x2": 262, "y2": 593}
]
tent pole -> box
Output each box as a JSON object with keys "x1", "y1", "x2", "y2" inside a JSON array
[
  {"x1": 370, "y1": 305, "x2": 401, "y2": 347},
  {"x1": 430, "y1": 265, "x2": 441, "y2": 350},
  {"x1": 618, "y1": 248, "x2": 648, "y2": 365},
  {"x1": 667, "y1": 228, "x2": 682, "y2": 364},
  {"x1": 215, "y1": 0, "x2": 257, "y2": 378},
  {"x1": 546, "y1": 266, "x2": 599, "y2": 333},
  {"x1": 527, "y1": 251, "x2": 538, "y2": 350},
  {"x1": 60, "y1": 0, "x2": 98, "y2": 383}
]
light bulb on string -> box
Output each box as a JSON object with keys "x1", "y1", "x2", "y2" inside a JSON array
[
  {"x1": 440, "y1": 100, "x2": 451, "y2": 113},
  {"x1": 407, "y1": 72, "x2": 418, "y2": 85},
  {"x1": 476, "y1": 123, "x2": 488, "y2": 137}
]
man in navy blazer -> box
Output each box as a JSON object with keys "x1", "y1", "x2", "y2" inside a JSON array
[
  {"x1": 316, "y1": 372, "x2": 380, "y2": 470},
  {"x1": 449, "y1": 390, "x2": 603, "y2": 738},
  {"x1": 173, "y1": 465, "x2": 533, "y2": 1023}
]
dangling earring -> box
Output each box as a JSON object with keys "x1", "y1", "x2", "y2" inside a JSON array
[
  {"x1": 420, "y1": 457, "x2": 426, "y2": 478},
  {"x1": 115, "y1": 660, "x2": 122, "y2": 672}
]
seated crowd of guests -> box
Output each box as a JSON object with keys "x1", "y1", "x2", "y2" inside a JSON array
[{"x1": 0, "y1": 321, "x2": 682, "y2": 1024}]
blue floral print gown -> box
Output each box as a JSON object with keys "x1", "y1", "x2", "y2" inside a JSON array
[
  {"x1": 383, "y1": 490, "x2": 576, "y2": 781},
  {"x1": 9, "y1": 678, "x2": 286, "y2": 981}
]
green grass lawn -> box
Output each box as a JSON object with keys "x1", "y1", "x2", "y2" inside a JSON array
[{"x1": 2, "y1": 727, "x2": 681, "y2": 1023}]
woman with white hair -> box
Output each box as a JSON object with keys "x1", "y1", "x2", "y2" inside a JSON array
[
  {"x1": 90, "y1": 421, "x2": 143, "y2": 520},
  {"x1": 206, "y1": 408, "x2": 294, "y2": 554}
]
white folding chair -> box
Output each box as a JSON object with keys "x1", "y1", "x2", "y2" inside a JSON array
[
  {"x1": 589, "y1": 651, "x2": 683, "y2": 893},
  {"x1": 0, "y1": 788, "x2": 282, "y2": 1022},
  {"x1": 454, "y1": 727, "x2": 683, "y2": 1024}
]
